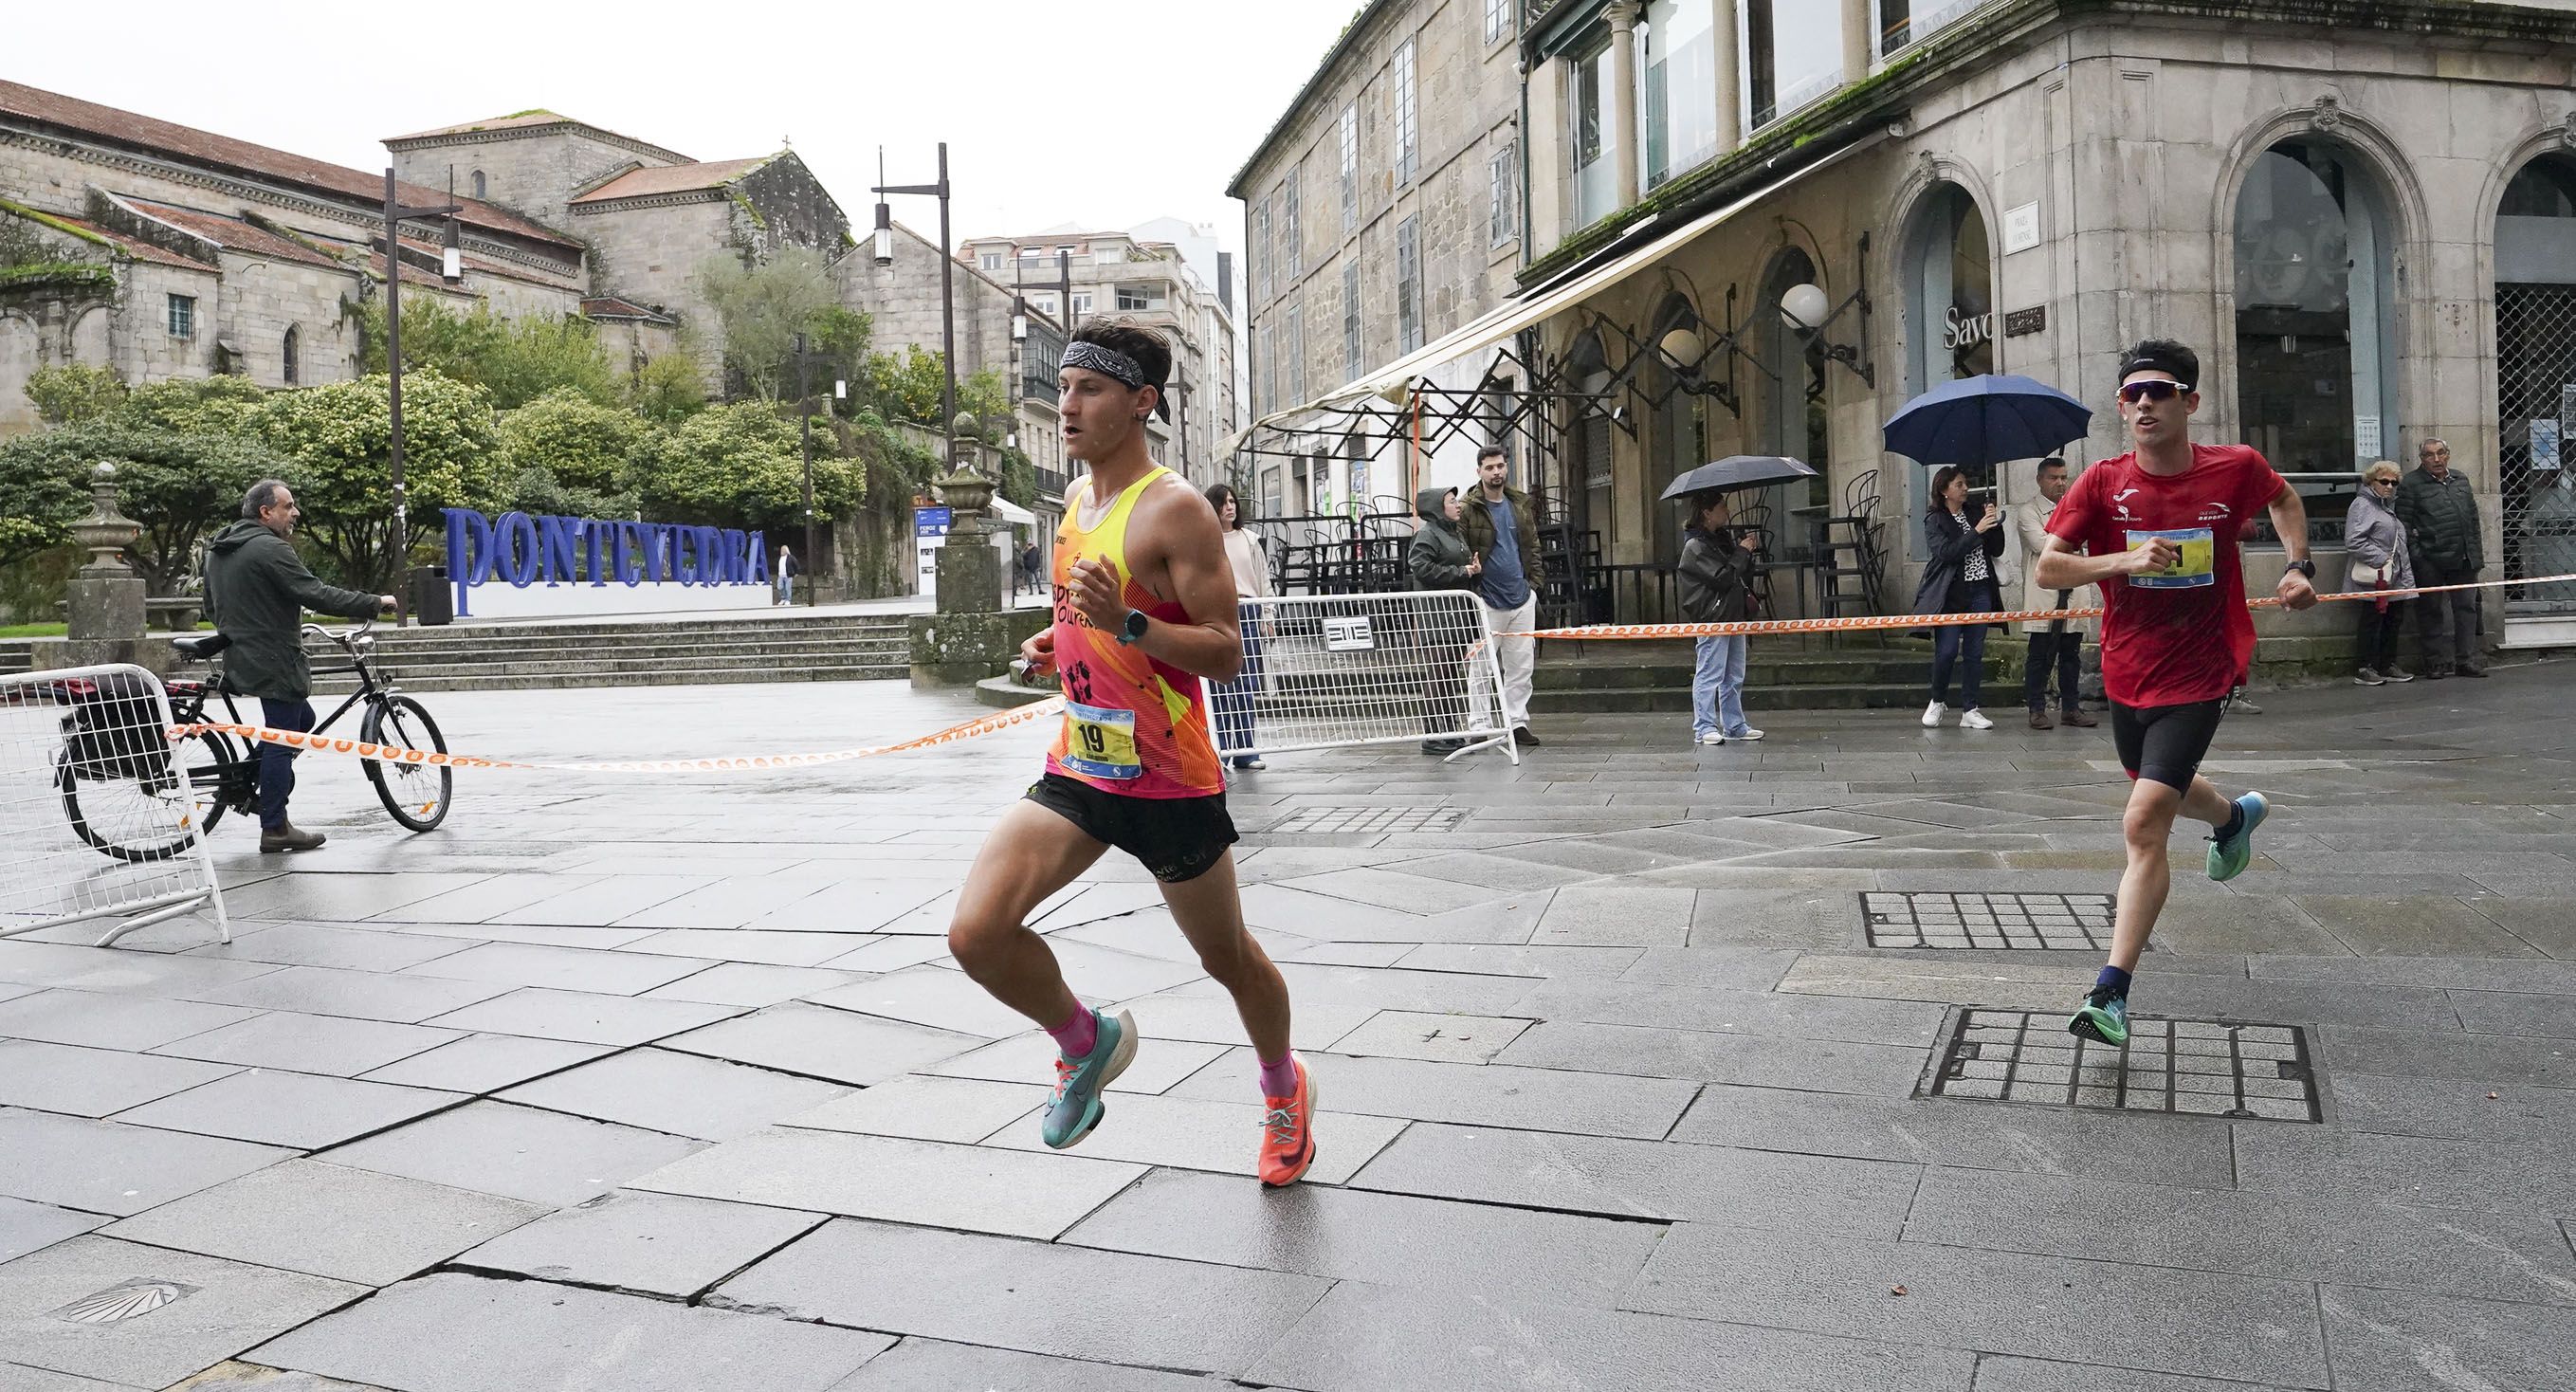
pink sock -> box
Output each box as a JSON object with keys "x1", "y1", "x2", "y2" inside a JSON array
[
  {"x1": 1047, "y1": 1006, "x2": 1097, "y2": 1059},
  {"x1": 1257, "y1": 1053, "x2": 1300, "y2": 1098}
]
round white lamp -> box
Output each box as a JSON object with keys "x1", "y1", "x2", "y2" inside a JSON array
[{"x1": 1781, "y1": 283, "x2": 1831, "y2": 332}]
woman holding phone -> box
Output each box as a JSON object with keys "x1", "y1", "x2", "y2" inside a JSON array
[{"x1": 1912, "y1": 466, "x2": 2009, "y2": 729}]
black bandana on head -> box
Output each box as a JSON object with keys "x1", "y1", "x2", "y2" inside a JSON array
[{"x1": 1063, "y1": 341, "x2": 1171, "y2": 421}]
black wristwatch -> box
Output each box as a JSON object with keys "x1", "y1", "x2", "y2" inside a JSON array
[
  {"x1": 1116, "y1": 608, "x2": 1150, "y2": 646},
  {"x1": 2283, "y1": 558, "x2": 2316, "y2": 579}
]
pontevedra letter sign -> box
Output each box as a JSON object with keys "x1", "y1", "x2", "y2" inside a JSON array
[{"x1": 443, "y1": 508, "x2": 771, "y2": 618}]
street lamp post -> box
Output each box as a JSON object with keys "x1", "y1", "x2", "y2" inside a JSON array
[
  {"x1": 793, "y1": 332, "x2": 818, "y2": 607},
  {"x1": 872, "y1": 143, "x2": 962, "y2": 468},
  {"x1": 381, "y1": 170, "x2": 463, "y2": 626}
]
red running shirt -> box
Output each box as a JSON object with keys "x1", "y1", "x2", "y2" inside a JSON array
[{"x1": 2046, "y1": 444, "x2": 2290, "y2": 707}]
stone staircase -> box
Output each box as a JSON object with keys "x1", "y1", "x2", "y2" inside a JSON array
[
  {"x1": 291, "y1": 614, "x2": 915, "y2": 694},
  {"x1": 0, "y1": 640, "x2": 31, "y2": 677},
  {"x1": 1532, "y1": 632, "x2": 2367, "y2": 714}
]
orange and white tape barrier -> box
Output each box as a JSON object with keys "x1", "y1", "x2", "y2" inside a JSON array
[
  {"x1": 168, "y1": 696, "x2": 1067, "y2": 774},
  {"x1": 1520, "y1": 571, "x2": 2576, "y2": 642}
]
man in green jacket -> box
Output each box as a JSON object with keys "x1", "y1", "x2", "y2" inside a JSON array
[
  {"x1": 2395, "y1": 438, "x2": 2486, "y2": 678},
  {"x1": 202, "y1": 479, "x2": 393, "y2": 852},
  {"x1": 1457, "y1": 446, "x2": 1544, "y2": 746},
  {"x1": 1408, "y1": 486, "x2": 1483, "y2": 756}
]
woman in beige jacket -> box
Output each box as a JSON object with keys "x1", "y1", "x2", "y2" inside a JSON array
[{"x1": 2010, "y1": 457, "x2": 2100, "y2": 729}]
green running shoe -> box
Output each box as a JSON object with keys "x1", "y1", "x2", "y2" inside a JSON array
[
  {"x1": 1040, "y1": 1008, "x2": 1136, "y2": 1150},
  {"x1": 2205, "y1": 791, "x2": 2270, "y2": 883},
  {"x1": 2068, "y1": 991, "x2": 2129, "y2": 1047}
]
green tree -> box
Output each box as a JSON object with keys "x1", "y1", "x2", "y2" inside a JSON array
[
  {"x1": 959, "y1": 368, "x2": 1011, "y2": 438},
  {"x1": 629, "y1": 351, "x2": 707, "y2": 424},
  {"x1": 355, "y1": 298, "x2": 619, "y2": 410},
  {"x1": 248, "y1": 371, "x2": 508, "y2": 589},
  {"x1": 24, "y1": 364, "x2": 127, "y2": 425},
  {"x1": 500, "y1": 388, "x2": 648, "y2": 496},
  {"x1": 863, "y1": 345, "x2": 948, "y2": 426},
  {"x1": 698, "y1": 247, "x2": 838, "y2": 401},
  {"x1": 0, "y1": 431, "x2": 91, "y2": 569},
  {"x1": 120, "y1": 375, "x2": 269, "y2": 437},
  {"x1": 630, "y1": 401, "x2": 863, "y2": 533}
]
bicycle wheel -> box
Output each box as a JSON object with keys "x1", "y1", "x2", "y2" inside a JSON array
[
  {"x1": 361, "y1": 695, "x2": 452, "y2": 833},
  {"x1": 58, "y1": 726, "x2": 236, "y2": 862}
]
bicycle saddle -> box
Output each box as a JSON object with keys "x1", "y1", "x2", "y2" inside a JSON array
[{"x1": 172, "y1": 632, "x2": 232, "y2": 660}]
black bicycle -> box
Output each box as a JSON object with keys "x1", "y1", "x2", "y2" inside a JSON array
[{"x1": 56, "y1": 621, "x2": 452, "y2": 862}]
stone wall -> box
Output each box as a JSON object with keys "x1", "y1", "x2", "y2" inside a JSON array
[
  {"x1": 733, "y1": 157, "x2": 850, "y2": 265},
  {"x1": 575, "y1": 195, "x2": 738, "y2": 381},
  {"x1": 391, "y1": 124, "x2": 681, "y2": 236}
]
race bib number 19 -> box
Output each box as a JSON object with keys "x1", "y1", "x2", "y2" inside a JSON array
[
  {"x1": 2126, "y1": 527, "x2": 2217, "y2": 589},
  {"x1": 1062, "y1": 700, "x2": 1142, "y2": 779}
]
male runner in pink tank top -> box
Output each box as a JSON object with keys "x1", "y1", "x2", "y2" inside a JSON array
[{"x1": 947, "y1": 319, "x2": 1317, "y2": 1186}]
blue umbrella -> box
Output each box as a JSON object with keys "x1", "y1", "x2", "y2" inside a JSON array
[{"x1": 1883, "y1": 374, "x2": 2093, "y2": 467}]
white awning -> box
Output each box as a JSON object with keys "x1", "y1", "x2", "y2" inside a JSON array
[
  {"x1": 990, "y1": 496, "x2": 1037, "y2": 527},
  {"x1": 1224, "y1": 135, "x2": 1882, "y2": 452}
]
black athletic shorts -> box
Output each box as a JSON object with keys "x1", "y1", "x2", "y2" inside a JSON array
[
  {"x1": 2110, "y1": 698, "x2": 2226, "y2": 792},
  {"x1": 1026, "y1": 773, "x2": 1238, "y2": 883}
]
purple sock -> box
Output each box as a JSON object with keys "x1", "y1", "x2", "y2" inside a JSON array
[
  {"x1": 1257, "y1": 1053, "x2": 1300, "y2": 1098},
  {"x1": 1047, "y1": 1006, "x2": 1098, "y2": 1059}
]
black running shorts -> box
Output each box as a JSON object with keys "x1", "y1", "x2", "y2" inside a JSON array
[
  {"x1": 2110, "y1": 698, "x2": 2226, "y2": 793},
  {"x1": 1025, "y1": 773, "x2": 1238, "y2": 883}
]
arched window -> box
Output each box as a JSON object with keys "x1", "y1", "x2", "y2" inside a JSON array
[
  {"x1": 2233, "y1": 140, "x2": 2399, "y2": 479},
  {"x1": 282, "y1": 325, "x2": 300, "y2": 386},
  {"x1": 470, "y1": 170, "x2": 486, "y2": 199},
  {"x1": 2500, "y1": 153, "x2": 2576, "y2": 218},
  {"x1": 1903, "y1": 184, "x2": 1994, "y2": 396}
]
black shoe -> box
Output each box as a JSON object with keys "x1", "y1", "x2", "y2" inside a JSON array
[
  {"x1": 1511, "y1": 726, "x2": 1542, "y2": 748},
  {"x1": 2423, "y1": 668, "x2": 2450, "y2": 681},
  {"x1": 2457, "y1": 665, "x2": 2489, "y2": 678},
  {"x1": 1420, "y1": 739, "x2": 1457, "y2": 756}
]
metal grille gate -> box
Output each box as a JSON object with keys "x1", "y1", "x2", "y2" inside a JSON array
[{"x1": 2496, "y1": 283, "x2": 2576, "y2": 614}]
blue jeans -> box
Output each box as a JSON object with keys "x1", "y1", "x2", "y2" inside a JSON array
[
  {"x1": 1692, "y1": 635, "x2": 1749, "y2": 738},
  {"x1": 1210, "y1": 604, "x2": 1265, "y2": 764},
  {"x1": 1930, "y1": 619, "x2": 1991, "y2": 709},
  {"x1": 256, "y1": 697, "x2": 316, "y2": 829}
]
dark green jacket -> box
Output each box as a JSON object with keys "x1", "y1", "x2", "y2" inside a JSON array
[
  {"x1": 1457, "y1": 485, "x2": 1541, "y2": 596},
  {"x1": 2396, "y1": 466, "x2": 2482, "y2": 574},
  {"x1": 201, "y1": 520, "x2": 380, "y2": 700},
  {"x1": 1408, "y1": 488, "x2": 1478, "y2": 592}
]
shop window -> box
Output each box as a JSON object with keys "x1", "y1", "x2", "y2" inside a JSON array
[
  {"x1": 1570, "y1": 33, "x2": 1618, "y2": 225},
  {"x1": 2233, "y1": 138, "x2": 2400, "y2": 542},
  {"x1": 1645, "y1": 0, "x2": 1718, "y2": 189},
  {"x1": 1742, "y1": 1, "x2": 1844, "y2": 129}
]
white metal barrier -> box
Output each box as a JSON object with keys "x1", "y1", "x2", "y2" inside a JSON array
[
  {"x1": 1, "y1": 664, "x2": 229, "y2": 947},
  {"x1": 1207, "y1": 589, "x2": 1518, "y2": 765}
]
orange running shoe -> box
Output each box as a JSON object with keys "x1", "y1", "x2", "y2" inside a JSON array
[{"x1": 1257, "y1": 1056, "x2": 1319, "y2": 1187}]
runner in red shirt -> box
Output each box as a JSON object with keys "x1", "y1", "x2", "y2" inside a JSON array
[{"x1": 2037, "y1": 340, "x2": 2318, "y2": 1046}]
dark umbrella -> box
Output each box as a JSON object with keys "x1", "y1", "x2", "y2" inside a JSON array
[
  {"x1": 1659, "y1": 455, "x2": 1818, "y2": 502},
  {"x1": 1883, "y1": 374, "x2": 2093, "y2": 467}
]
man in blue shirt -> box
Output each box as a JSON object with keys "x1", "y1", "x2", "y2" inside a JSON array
[{"x1": 1457, "y1": 446, "x2": 1543, "y2": 747}]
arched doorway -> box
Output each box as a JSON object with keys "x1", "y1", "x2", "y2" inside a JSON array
[
  {"x1": 2232, "y1": 140, "x2": 2400, "y2": 486},
  {"x1": 1901, "y1": 182, "x2": 1996, "y2": 546},
  {"x1": 2494, "y1": 151, "x2": 2576, "y2": 630}
]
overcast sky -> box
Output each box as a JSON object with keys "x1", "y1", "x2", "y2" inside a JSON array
[{"x1": 12, "y1": 0, "x2": 1362, "y2": 253}]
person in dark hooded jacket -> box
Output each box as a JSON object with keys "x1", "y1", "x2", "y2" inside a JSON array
[
  {"x1": 1408, "y1": 487, "x2": 1481, "y2": 755},
  {"x1": 1677, "y1": 491, "x2": 1762, "y2": 744},
  {"x1": 201, "y1": 479, "x2": 393, "y2": 852}
]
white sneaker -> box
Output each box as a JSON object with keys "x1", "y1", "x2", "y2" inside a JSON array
[
  {"x1": 1922, "y1": 701, "x2": 1946, "y2": 728},
  {"x1": 1728, "y1": 727, "x2": 1764, "y2": 742},
  {"x1": 1694, "y1": 731, "x2": 1726, "y2": 745},
  {"x1": 1959, "y1": 708, "x2": 1995, "y2": 730}
]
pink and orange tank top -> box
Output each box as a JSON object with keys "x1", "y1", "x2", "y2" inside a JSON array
[{"x1": 1044, "y1": 467, "x2": 1225, "y2": 798}]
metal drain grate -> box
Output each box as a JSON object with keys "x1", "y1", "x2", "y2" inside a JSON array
[
  {"x1": 1923, "y1": 1009, "x2": 2322, "y2": 1122},
  {"x1": 1267, "y1": 806, "x2": 1467, "y2": 835},
  {"x1": 1863, "y1": 891, "x2": 2116, "y2": 949}
]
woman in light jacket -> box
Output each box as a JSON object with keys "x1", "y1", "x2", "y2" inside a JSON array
[
  {"x1": 1910, "y1": 466, "x2": 2008, "y2": 729},
  {"x1": 2344, "y1": 460, "x2": 2417, "y2": 687},
  {"x1": 1205, "y1": 484, "x2": 1272, "y2": 769}
]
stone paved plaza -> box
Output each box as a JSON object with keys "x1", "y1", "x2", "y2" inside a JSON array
[{"x1": 3, "y1": 665, "x2": 2574, "y2": 1391}]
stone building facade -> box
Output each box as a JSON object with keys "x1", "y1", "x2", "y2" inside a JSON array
[
  {"x1": 959, "y1": 228, "x2": 1238, "y2": 487},
  {"x1": 1239, "y1": 0, "x2": 2576, "y2": 656},
  {"x1": 0, "y1": 80, "x2": 585, "y2": 432},
  {"x1": 1230, "y1": 0, "x2": 1529, "y2": 516}
]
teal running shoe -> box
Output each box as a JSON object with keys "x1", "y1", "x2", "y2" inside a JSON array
[
  {"x1": 2205, "y1": 791, "x2": 2270, "y2": 883},
  {"x1": 1040, "y1": 1008, "x2": 1136, "y2": 1149},
  {"x1": 2067, "y1": 991, "x2": 2130, "y2": 1047}
]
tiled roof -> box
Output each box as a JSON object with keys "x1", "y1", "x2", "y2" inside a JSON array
[
  {"x1": 0, "y1": 208, "x2": 216, "y2": 272},
  {"x1": 570, "y1": 156, "x2": 772, "y2": 205},
  {"x1": 0, "y1": 79, "x2": 580, "y2": 249},
  {"x1": 120, "y1": 198, "x2": 347, "y2": 270},
  {"x1": 360, "y1": 248, "x2": 462, "y2": 293},
  {"x1": 580, "y1": 296, "x2": 672, "y2": 321},
  {"x1": 386, "y1": 111, "x2": 570, "y2": 141}
]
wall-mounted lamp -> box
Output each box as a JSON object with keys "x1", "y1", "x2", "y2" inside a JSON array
[{"x1": 1779, "y1": 269, "x2": 1873, "y2": 389}]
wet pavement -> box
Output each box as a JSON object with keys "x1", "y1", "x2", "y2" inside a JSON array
[{"x1": 2, "y1": 663, "x2": 2573, "y2": 1390}]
